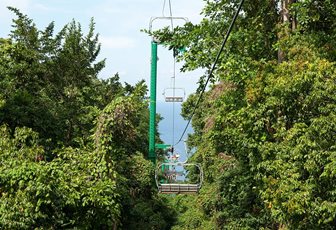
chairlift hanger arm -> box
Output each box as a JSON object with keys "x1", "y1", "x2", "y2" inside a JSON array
[{"x1": 149, "y1": 16, "x2": 189, "y2": 34}]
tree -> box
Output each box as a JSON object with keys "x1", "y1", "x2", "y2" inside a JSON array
[{"x1": 0, "y1": 8, "x2": 106, "y2": 148}]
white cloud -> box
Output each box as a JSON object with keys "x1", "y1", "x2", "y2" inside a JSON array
[{"x1": 100, "y1": 36, "x2": 136, "y2": 49}]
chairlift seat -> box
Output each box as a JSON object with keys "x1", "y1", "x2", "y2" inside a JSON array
[
  {"x1": 165, "y1": 96, "x2": 183, "y2": 102},
  {"x1": 158, "y1": 183, "x2": 200, "y2": 194},
  {"x1": 163, "y1": 88, "x2": 185, "y2": 102}
]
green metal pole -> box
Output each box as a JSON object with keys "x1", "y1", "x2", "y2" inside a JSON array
[{"x1": 149, "y1": 41, "x2": 158, "y2": 164}]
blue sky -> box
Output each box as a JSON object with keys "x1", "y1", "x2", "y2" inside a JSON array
[{"x1": 0, "y1": 0, "x2": 205, "y2": 101}]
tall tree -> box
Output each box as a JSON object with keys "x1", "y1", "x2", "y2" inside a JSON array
[{"x1": 0, "y1": 8, "x2": 106, "y2": 147}]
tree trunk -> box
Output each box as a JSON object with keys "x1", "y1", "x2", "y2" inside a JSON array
[
  {"x1": 278, "y1": 0, "x2": 297, "y2": 63},
  {"x1": 290, "y1": 0, "x2": 298, "y2": 30}
]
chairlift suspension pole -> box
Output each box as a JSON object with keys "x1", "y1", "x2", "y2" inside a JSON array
[
  {"x1": 171, "y1": 54, "x2": 177, "y2": 148},
  {"x1": 148, "y1": 15, "x2": 188, "y2": 165}
]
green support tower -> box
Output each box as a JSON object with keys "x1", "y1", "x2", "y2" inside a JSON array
[{"x1": 148, "y1": 40, "x2": 158, "y2": 164}]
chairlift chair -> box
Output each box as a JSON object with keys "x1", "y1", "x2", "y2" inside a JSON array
[
  {"x1": 163, "y1": 87, "x2": 186, "y2": 102},
  {"x1": 155, "y1": 162, "x2": 203, "y2": 194}
]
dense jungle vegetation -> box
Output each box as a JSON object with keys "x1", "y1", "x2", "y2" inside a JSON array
[
  {"x1": 0, "y1": 7, "x2": 174, "y2": 229},
  {"x1": 0, "y1": 0, "x2": 335, "y2": 229}
]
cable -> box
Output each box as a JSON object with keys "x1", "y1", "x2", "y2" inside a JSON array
[
  {"x1": 162, "y1": 0, "x2": 166, "y2": 16},
  {"x1": 169, "y1": 0, "x2": 176, "y2": 152},
  {"x1": 171, "y1": 60, "x2": 176, "y2": 150},
  {"x1": 168, "y1": 0, "x2": 174, "y2": 31},
  {"x1": 162, "y1": 0, "x2": 174, "y2": 29},
  {"x1": 174, "y1": 0, "x2": 245, "y2": 146}
]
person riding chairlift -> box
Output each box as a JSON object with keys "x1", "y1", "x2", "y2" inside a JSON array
[{"x1": 171, "y1": 153, "x2": 180, "y2": 163}]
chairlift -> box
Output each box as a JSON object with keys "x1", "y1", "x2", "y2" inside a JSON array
[
  {"x1": 155, "y1": 162, "x2": 203, "y2": 194},
  {"x1": 163, "y1": 87, "x2": 186, "y2": 102},
  {"x1": 149, "y1": 12, "x2": 198, "y2": 194}
]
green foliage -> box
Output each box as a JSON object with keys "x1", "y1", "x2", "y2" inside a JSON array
[
  {"x1": 168, "y1": 186, "x2": 221, "y2": 230},
  {"x1": 123, "y1": 195, "x2": 176, "y2": 230},
  {"x1": 254, "y1": 56, "x2": 336, "y2": 229},
  {"x1": 0, "y1": 86, "x2": 174, "y2": 228},
  {"x1": 0, "y1": 8, "x2": 175, "y2": 229},
  {"x1": 186, "y1": 42, "x2": 335, "y2": 229},
  {"x1": 292, "y1": 0, "x2": 336, "y2": 33},
  {"x1": 93, "y1": 86, "x2": 176, "y2": 229},
  {"x1": 0, "y1": 8, "x2": 106, "y2": 147},
  {"x1": 0, "y1": 125, "x2": 120, "y2": 229},
  {"x1": 150, "y1": 0, "x2": 336, "y2": 229}
]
